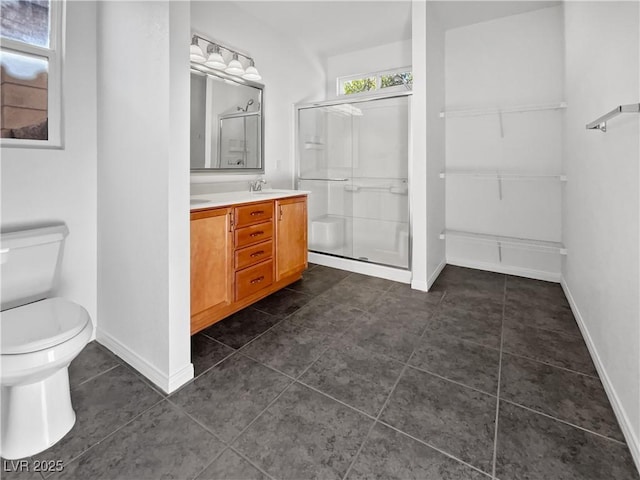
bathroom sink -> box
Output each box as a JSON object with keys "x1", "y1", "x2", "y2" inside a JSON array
[
  {"x1": 251, "y1": 189, "x2": 293, "y2": 195},
  {"x1": 189, "y1": 190, "x2": 307, "y2": 209}
]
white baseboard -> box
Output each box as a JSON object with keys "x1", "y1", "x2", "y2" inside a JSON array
[
  {"x1": 89, "y1": 321, "x2": 97, "y2": 342},
  {"x1": 446, "y1": 257, "x2": 561, "y2": 283},
  {"x1": 561, "y1": 278, "x2": 640, "y2": 473},
  {"x1": 411, "y1": 279, "x2": 429, "y2": 292},
  {"x1": 427, "y1": 258, "x2": 447, "y2": 290},
  {"x1": 308, "y1": 252, "x2": 411, "y2": 284},
  {"x1": 96, "y1": 329, "x2": 194, "y2": 394},
  {"x1": 166, "y1": 364, "x2": 196, "y2": 393}
]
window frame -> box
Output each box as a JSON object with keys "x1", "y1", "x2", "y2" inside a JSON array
[
  {"x1": 337, "y1": 66, "x2": 412, "y2": 97},
  {"x1": 1, "y1": 0, "x2": 64, "y2": 148}
]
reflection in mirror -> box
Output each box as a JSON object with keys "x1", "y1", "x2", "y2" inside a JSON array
[{"x1": 190, "y1": 67, "x2": 263, "y2": 172}]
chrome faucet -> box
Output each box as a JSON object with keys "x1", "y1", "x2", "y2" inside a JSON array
[{"x1": 249, "y1": 178, "x2": 267, "y2": 192}]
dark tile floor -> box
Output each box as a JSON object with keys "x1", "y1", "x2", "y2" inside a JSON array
[{"x1": 5, "y1": 265, "x2": 639, "y2": 479}]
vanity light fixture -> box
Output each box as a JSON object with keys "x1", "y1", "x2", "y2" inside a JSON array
[
  {"x1": 242, "y1": 59, "x2": 262, "y2": 81},
  {"x1": 189, "y1": 35, "x2": 206, "y2": 62},
  {"x1": 205, "y1": 44, "x2": 226, "y2": 70},
  {"x1": 225, "y1": 53, "x2": 245, "y2": 76},
  {"x1": 191, "y1": 34, "x2": 262, "y2": 82}
]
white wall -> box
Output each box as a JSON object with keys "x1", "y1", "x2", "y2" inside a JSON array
[
  {"x1": 444, "y1": 6, "x2": 565, "y2": 281},
  {"x1": 1, "y1": 1, "x2": 98, "y2": 325},
  {"x1": 425, "y1": 3, "x2": 446, "y2": 287},
  {"x1": 325, "y1": 39, "x2": 412, "y2": 98},
  {"x1": 166, "y1": 1, "x2": 192, "y2": 387},
  {"x1": 563, "y1": 1, "x2": 640, "y2": 468},
  {"x1": 190, "y1": 1, "x2": 325, "y2": 191},
  {"x1": 410, "y1": 0, "x2": 427, "y2": 291},
  {"x1": 97, "y1": 1, "x2": 192, "y2": 393}
]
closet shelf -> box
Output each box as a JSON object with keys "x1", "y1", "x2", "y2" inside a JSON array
[
  {"x1": 439, "y1": 171, "x2": 567, "y2": 181},
  {"x1": 440, "y1": 229, "x2": 567, "y2": 255},
  {"x1": 439, "y1": 102, "x2": 567, "y2": 119}
]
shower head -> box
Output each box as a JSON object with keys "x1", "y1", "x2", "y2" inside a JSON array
[{"x1": 237, "y1": 99, "x2": 255, "y2": 112}]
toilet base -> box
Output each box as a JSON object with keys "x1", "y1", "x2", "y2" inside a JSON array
[{"x1": 1, "y1": 367, "x2": 76, "y2": 459}]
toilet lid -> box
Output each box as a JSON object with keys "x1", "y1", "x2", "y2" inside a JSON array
[{"x1": 1, "y1": 297, "x2": 90, "y2": 354}]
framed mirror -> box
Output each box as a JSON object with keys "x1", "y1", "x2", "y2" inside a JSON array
[{"x1": 190, "y1": 65, "x2": 264, "y2": 173}]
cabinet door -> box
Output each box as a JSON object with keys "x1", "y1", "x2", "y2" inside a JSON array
[
  {"x1": 190, "y1": 208, "x2": 233, "y2": 322},
  {"x1": 276, "y1": 196, "x2": 308, "y2": 281}
]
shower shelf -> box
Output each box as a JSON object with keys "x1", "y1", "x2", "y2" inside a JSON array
[
  {"x1": 440, "y1": 229, "x2": 567, "y2": 255},
  {"x1": 304, "y1": 142, "x2": 325, "y2": 150},
  {"x1": 298, "y1": 177, "x2": 349, "y2": 182},
  {"x1": 439, "y1": 102, "x2": 567, "y2": 118},
  {"x1": 440, "y1": 171, "x2": 567, "y2": 181},
  {"x1": 345, "y1": 185, "x2": 408, "y2": 194}
]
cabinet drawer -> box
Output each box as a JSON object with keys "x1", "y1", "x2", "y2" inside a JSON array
[
  {"x1": 236, "y1": 260, "x2": 273, "y2": 301},
  {"x1": 235, "y1": 240, "x2": 273, "y2": 270},
  {"x1": 235, "y1": 201, "x2": 274, "y2": 228},
  {"x1": 235, "y1": 221, "x2": 273, "y2": 249}
]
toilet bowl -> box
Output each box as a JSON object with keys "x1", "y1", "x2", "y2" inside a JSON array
[{"x1": 0, "y1": 224, "x2": 93, "y2": 459}]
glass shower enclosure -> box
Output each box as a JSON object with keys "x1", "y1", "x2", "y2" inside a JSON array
[{"x1": 296, "y1": 93, "x2": 410, "y2": 269}]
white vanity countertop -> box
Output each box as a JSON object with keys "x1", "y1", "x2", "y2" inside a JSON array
[{"x1": 190, "y1": 189, "x2": 310, "y2": 211}]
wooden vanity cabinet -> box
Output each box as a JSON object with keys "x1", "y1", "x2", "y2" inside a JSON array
[
  {"x1": 190, "y1": 207, "x2": 234, "y2": 330},
  {"x1": 190, "y1": 195, "x2": 307, "y2": 334},
  {"x1": 276, "y1": 196, "x2": 308, "y2": 281}
]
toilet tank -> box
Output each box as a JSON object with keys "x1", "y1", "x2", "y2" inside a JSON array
[{"x1": 1, "y1": 223, "x2": 69, "y2": 311}]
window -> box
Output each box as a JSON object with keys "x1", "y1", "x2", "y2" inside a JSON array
[
  {"x1": 337, "y1": 67, "x2": 412, "y2": 96},
  {"x1": 1, "y1": 0, "x2": 63, "y2": 147},
  {"x1": 343, "y1": 76, "x2": 376, "y2": 95}
]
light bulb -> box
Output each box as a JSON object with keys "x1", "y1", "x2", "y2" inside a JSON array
[
  {"x1": 242, "y1": 60, "x2": 261, "y2": 81},
  {"x1": 205, "y1": 45, "x2": 226, "y2": 70},
  {"x1": 190, "y1": 36, "x2": 205, "y2": 63},
  {"x1": 225, "y1": 53, "x2": 245, "y2": 76}
]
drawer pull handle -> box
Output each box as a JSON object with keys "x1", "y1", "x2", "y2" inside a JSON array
[
  {"x1": 250, "y1": 250, "x2": 265, "y2": 257},
  {"x1": 250, "y1": 210, "x2": 265, "y2": 216},
  {"x1": 250, "y1": 276, "x2": 265, "y2": 284},
  {"x1": 249, "y1": 231, "x2": 264, "y2": 237}
]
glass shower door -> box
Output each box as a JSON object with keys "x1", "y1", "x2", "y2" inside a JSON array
[
  {"x1": 297, "y1": 94, "x2": 409, "y2": 269},
  {"x1": 298, "y1": 104, "x2": 355, "y2": 260}
]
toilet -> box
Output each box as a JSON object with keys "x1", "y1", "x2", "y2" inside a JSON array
[{"x1": 1, "y1": 223, "x2": 93, "y2": 460}]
